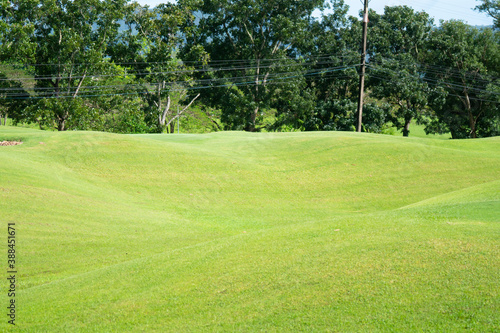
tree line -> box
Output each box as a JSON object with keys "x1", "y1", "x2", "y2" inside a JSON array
[{"x1": 0, "y1": 0, "x2": 499, "y2": 138}]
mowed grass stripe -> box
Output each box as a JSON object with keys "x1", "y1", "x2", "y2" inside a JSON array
[
  {"x1": 19, "y1": 204, "x2": 499, "y2": 331},
  {"x1": 0, "y1": 126, "x2": 498, "y2": 331}
]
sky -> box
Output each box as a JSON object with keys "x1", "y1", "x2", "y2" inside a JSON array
[
  {"x1": 343, "y1": 0, "x2": 493, "y2": 26},
  {"x1": 135, "y1": 0, "x2": 494, "y2": 27}
]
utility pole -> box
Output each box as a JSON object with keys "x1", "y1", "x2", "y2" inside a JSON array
[{"x1": 357, "y1": 0, "x2": 369, "y2": 132}]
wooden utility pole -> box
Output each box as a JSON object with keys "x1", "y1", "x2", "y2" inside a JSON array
[{"x1": 357, "y1": 0, "x2": 369, "y2": 132}]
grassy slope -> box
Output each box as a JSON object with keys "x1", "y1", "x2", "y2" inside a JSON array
[{"x1": 0, "y1": 127, "x2": 498, "y2": 332}]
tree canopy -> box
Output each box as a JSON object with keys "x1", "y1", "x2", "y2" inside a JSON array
[{"x1": 0, "y1": 0, "x2": 498, "y2": 138}]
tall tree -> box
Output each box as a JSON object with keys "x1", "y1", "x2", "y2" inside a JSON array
[
  {"x1": 184, "y1": 0, "x2": 325, "y2": 131},
  {"x1": 0, "y1": 1, "x2": 37, "y2": 124},
  {"x1": 370, "y1": 56, "x2": 430, "y2": 136},
  {"x1": 476, "y1": 0, "x2": 500, "y2": 28},
  {"x1": 111, "y1": 1, "x2": 206, "y2": 133},
  {"x1": 368, "y1": 6, "x2": 435, "y2": 136},
  {"x1": 4, "y1": 0, "x2": 130, "y2": 131},
  {"x1": 0, "y1": 0, "x2": 36, "y2": 62},
  {"x1": 425, "y1": 21, "x2": 500, "y2": 138},
  {"x1": 300, "y1": 0, "x2": 363, "y2": 131},
  {"x1": 0, "y1": 70, "x2": 29, "y2": 125},
  {"x1": 307, "y1": 0, "x2": 360, "y2": 103}
]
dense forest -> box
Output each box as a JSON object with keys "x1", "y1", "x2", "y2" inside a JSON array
[{"x1": 0, "y1": 0, "x2": 499, "y2": 138}]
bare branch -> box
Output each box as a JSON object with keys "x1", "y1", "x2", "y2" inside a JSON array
[
  {"x1": 243, "y1": 22, "x2": 254, "y2": 44},
  {"x1": 223, "y1": 21, "x2": 238, "y2": 52},
  {"x1": 72, "y1": 71, "x2": 87, "y2": 98},
  {"x1": 165, "y1": 93, "x2": 200, "y2": 127},
  {"x1": 271, "y1": 40, "x2": 281, "y2": 55},
  {"x1": 159, "y1": 95, "x2": 171, "y2": 126}
]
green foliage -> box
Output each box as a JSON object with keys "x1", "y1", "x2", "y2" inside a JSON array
[
  {"x1": 368, "y1": 5, "x2": 434, "y2": 61},
  {"x1": 177, "y1": 104, "x2": 222, "y2": 133},
  {"x1": 1, "y1": 1, "x2": 499, "y2": 137},
  {"x1": 370, "y1": 56, "x2": 431, "y2": 136},
  {"x1": 368, "y1": 6, "x2": 435, "y2": 137},
  {"x1": 303, "y1": 1, "x2": 360, "y2": 107},
  {"x1": 6, "y1": 0, "x2": 131, "y2": 131},
  {"x1": 271, "y1": 81, "x2": 316, "y2": 131},
  {"x1": 104, "y1": 101, "x2": 149, "y2": 134},
  {"x1": 11, "y1": 61, "x2": 147, "y2": 132},
  {"x1": 184, "y1": 0, "x2": 325, "y2": 131},
  {"x1": 361, "y1": 102, "x2": 392, "y2": 133},
  {"x1": 0, "y1": 0, "x2": 36, "y2": 62},
  {"x1": 113, "y1": 1, "x2": 207, "y2": 133},
  {"x1": 20, "y1": 98, "x2": 95, "y2": 130},
  {"x1": 304, "y1": 98, "x2": 389, "y2": 133},
  {"x1": 0, "y1": 70, "x2": 29, "y2": 124},
  {"x1": 476, "y1": 0, "x2": 500, "y2": 28},
  {"x1": 425, "y1": 21, "x2": 500, "y2": 138}
]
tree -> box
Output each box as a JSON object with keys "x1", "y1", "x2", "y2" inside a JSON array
[
  {"x1": 0, "y1": 1, "x2": 37, "y2": 125},
  {"x1": 304, "y1": 98, "x2": 390, "y2": 133},
  {"x1": 0, "y1": 70, "x2": 29, "y2": 125},
  {"x1": 112, "y1": 1, "x2": 206, "y2": 133},
  {"x1": 306, "y1": 0, "x2": 360, "y2": 104},
  {"x1": 425, "y1": 21, "x2": 500, "y2": 138},
  {"x1": 370, "y1": 57, "x2": 431, "y2": 136},
  {"x1": 0, "y1": 0, "x2": 36, "y2": 62},
  {"x1": 368, "y1": 6, "x2": 434, "y2": 62},
  {"x1": 14, "y1": 62, "x2": 145, "y2": 132},
  {"x1": 368, "y1": 6, "x2": 435, "y2": 136},
  {"x1": 476, "y1": 0, "x2": 500, "y2": 28},
  {"x1": 184, "y1": 0, "x2": 325, "y2": 131},
  {"x1": 3, "y1": 0, "x2": 130, "y2": 131},
  {"x1": 302, "y1": 1, "x2": 398, "y2": 133}
]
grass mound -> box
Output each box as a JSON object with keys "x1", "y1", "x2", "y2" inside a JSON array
[{"x1": 0, "y1": 127, "x2": 498, "y2": 331}]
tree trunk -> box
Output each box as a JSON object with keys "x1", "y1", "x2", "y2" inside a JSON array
[
  {"x1": 3, "y1": 113, "x2": 6, "y2": 125},
  {"x1": 246, "y1": 107, "x2": 259, "y2": 132},
  {"x1": 57, "y1": 111, "x2": 67, "y2": 131},
  {"x1": 159, "y1": 96, "x2": 171, "y2": 128},
  {"x1": 469, "y1": 112, "x2": 477, "y2": 138},
  {"x1": 403, "y1": 117, "x2": 412, "y2": 137},
  {"x1": 464, "y1": 91, "x2": 477, "y2": 138},
  {"x1": 57, "y1": 119, "x2": 66, "y2": 131},
  {"x1": 163, "y1": 93, "x2": 200, "y2": 134}
]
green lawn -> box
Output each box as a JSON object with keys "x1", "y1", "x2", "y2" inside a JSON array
[
  {"x1": 407, "y1": 123, "x2": 452, "y2": 140},
  {"x1": 0, "y1": 126, "x2": 498, "y2": 331}
]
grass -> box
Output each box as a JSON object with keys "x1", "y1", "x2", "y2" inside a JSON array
[
  {"x1": 407, "y1": 123, "x2": 452, "y2": 140},
  {"x1": 0, "y1": 126, "x2": 498, "y2": 331},
  {"x1": 381, "y1": 122, "x2": 451, "y2": 140}
]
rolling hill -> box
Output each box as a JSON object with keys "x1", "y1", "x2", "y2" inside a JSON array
[{"x1": 0, "y1": 126, "x2": 498, "y2": 331}]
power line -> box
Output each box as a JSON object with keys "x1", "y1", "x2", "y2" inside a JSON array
[
  {"x1": 367, "y1": 64, "x2": 500, "y2": 98},
  {"x1": 369, "y1": 56, "x2": 500, "y2": 83},
  {"x1": 0, "y1": 53, "x2": 356, "y2": 69},
  {"x1": 0, "y1": 57, "x2": 357, "y2": 82},
  {"x1": 1, "y1": 65, "x2": 360, "y2": 99},
  {"x1": 368, "y1": 72, "x2": 500, "y2": 104},
  {"x1": 0, "y1": 64, "x2": 358, "y2": 93}
]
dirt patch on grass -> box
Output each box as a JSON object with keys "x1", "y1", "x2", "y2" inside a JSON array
[{"x1": 0, "y1": 140, "x2": 22, "y2": 146}]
